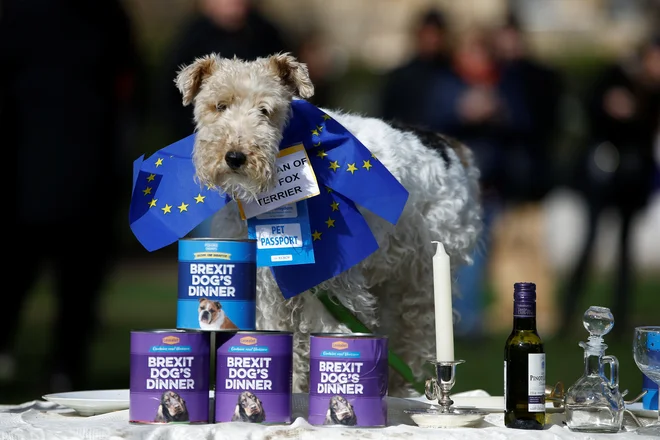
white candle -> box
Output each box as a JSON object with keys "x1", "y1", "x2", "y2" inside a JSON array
[{"x1": 432, "y1": 241, "x2": 454, "y2": 362}]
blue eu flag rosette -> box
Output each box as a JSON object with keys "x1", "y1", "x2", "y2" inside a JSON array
[
  {"x1": 129, "y1": 100, "x2": 409, "y2": 298},
  {"x1": 129, "y1": 135, "x2": 231, "y2": 252}
]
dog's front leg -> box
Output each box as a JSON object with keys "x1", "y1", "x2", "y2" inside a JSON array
[
  {"x1": 254, "y1": 271, "x2": 343, "y2": 393},
  {"x1": 375, "y1": 275, "x2": 437, "y2": 398},
  {"x1": 287, "y1": 292, "x2": 352, "y2": 393}
]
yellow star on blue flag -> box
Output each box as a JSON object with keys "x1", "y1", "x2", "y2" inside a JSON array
[
  {"x1": 285, "y1": 100, "x2": 409, "y2": 225},
  {"x1": 270, "y1": 100, "x2": 409, "y2": 297},
  {"x1": 129, "y1": 100, "x2": 409, "y2": 298},
  {"x1": 129, "y1": 135, "x2": 231, "y2": 251}
]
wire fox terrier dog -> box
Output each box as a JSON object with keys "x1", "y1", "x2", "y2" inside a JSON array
[{"x1": 175, "y1": 52, "x2": 482, "y2": 397}]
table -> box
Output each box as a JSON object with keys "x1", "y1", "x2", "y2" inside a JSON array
[{"x1": 0, "y1": 393, "x2": 656, "y2": 440}]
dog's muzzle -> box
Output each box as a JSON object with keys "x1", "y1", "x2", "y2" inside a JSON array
[
  {"x1": 200, "y1": 310, "x2": 211, "y2": 323},
  {"x1": 225, "y1": 151, "x2": 247, "y2": 170}
]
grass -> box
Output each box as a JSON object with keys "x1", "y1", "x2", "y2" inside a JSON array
[{"x1": 1, "y1": 259, "x2": 658, "y2": 405}]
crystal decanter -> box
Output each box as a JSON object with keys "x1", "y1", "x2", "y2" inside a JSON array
[{"x1": 564, "y1": 306, "x2": 625, "y2": 433}]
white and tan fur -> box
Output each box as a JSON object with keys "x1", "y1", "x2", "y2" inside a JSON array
[
  {"x1": 175, "y1": 53, "x2": 482, "y2": 397},
  {"x1": 198, "y1": 298, "x2": 238, "y2": 330}
]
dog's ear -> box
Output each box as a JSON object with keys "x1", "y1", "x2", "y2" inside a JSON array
[
  {"x1": 214, "y1": 301, "x2": 221, "y2": 309},
  {"x1": 175, "y1": 54, "x2": 219, "y2": 106},
  {"x1": 198, "y1": 298, "x2": 204, "y2": 303},
  {"x1": 156, "y1": 404, "x2": 164, "y2": 420},
  {"x1": 268, "y1": 52, "x2": 314, "y2": 99}
]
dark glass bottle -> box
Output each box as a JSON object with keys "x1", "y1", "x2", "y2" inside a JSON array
[{"x1": 504, "y1": 282, "x2": 545, "y2": 430}]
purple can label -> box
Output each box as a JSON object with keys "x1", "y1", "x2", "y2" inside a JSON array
[
  {"x1": 130, "y1": 330, "x2": 210, "y2": 424},
  {"x1": 309, "y1": 334, "x2": 388, "y2": 427},
  {"x1": 215, "y1": 332, "x2": 293, "y2": 424}
]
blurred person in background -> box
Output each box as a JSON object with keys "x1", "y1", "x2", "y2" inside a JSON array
[
  {"x1": 422, "y1": 28, "x2": 504, "y2": 338},
  {"x1": 0, "y1": 0, "x2": 141, "y2": 392},
  {"x1": 379, "y1": 8, "x2": 452, "y2": 126},
  {"x1": 423, "y1": 23, "x2": 558, "y2": 337},
  {"x1": 485, "y1": 15, "x2": 564, "y2": 337},
  {"x1": 158, "y1": 0, "x2": 290, "y2": 144},
  {"x1": 560, "y1": 36, "x2": 660, "y2": 338},
  {"x1": 491, "y1": 14, "x2": 562, "y2": 204},
  {"x1": 295, "y1": 31, "x2": 342, "y2": 109}
]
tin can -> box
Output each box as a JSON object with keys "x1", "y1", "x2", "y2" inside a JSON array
[
  {"x1": 214, "y1": 331, "x2": 293, "y2": 424},
  {"x1": 308, "y1": 333, "x2": 388, "y2": 427},
  {"x1": 129, "y1": 329, "x2": 211, "y2": 424},
  {"x1": 177, "y1": 238, "x2": 257, "y2": 331}
]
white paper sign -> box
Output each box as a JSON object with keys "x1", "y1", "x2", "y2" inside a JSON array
[{"x1": 238, "y1": 144, "x2": 319, "y2": 219}]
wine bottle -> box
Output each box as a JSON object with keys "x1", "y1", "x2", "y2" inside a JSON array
[{"x1": 504, "y1": 282, "x2": 545, "y2": 430}]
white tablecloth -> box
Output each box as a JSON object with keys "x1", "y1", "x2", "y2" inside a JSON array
[{"x1": 0, "y1": 391, "x2": 656, "y2": 440}]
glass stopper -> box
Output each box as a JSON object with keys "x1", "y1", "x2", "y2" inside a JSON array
[{"x1": 583, "y1": 306, "x2": 614, "y2": 337}]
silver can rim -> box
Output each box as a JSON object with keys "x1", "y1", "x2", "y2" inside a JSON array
[
  {"x1": 227, "y1": 330, "x2": 294, "y2": 336},
  {"x1": 130, "y1": 329, "x2": 206, "y2": 334},
  {"x1": 180, "y1": 237, "x2": 257, "y2": 243},
  {"x1": 310, "y1": 332, "x2": 387, "y2": 339}
]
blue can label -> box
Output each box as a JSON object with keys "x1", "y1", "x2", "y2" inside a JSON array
[{"x1": 178, "y1": 239, "x2": 257, "y2": 331}]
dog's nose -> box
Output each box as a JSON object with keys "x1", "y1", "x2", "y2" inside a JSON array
[{"x1": 225, "y1": 151, "x2": 247, "y2": 169}]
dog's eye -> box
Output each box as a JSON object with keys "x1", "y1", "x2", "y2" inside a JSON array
[
  {"x1": 259, "y1": 106, "x2": 270, "y2": 117},
  {"x1": 216, "y1": 103, "x2": 227, "y2": 112}
]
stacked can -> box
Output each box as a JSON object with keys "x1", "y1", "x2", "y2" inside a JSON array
[
  {"x1": 129, "y1": 330, "x2": 210, "y2": 424},
  {"x1": 308, "y1": 333, "x2": 389, "y2": 427},
  {"x1": 130, "y1": 238, "x2": 297, "y2": 425},
  {"x1": 129, "y1": 238, "x2": 389, "y2": 426},
  {"x1": 215, "y1": 331, "x2": 293, "y2": 424},
  {"x1": 177, "y1": 238, "x2": 257, "y2": 331}
]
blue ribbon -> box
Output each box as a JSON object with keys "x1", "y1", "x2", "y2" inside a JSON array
[{"x1": 129, "y1": 100, "x2": 409, "y2": 298}]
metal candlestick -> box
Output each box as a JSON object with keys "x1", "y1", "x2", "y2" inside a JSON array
[
  {"x1": 405, "y1": 359, "x2": 487, "y2": 428},
  {"x1": 425, "y1": 359, "x2": 465, "y2": 413}
]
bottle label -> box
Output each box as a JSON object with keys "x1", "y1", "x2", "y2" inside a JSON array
[
  {"x1": 514, "y1": 301, "x2": 535, "y2": 318},
  {"x1": 503, "y1": 360, "x2": 507, "y2": 408},
  {"x1": 528, "y1": 353, "x2": 545, "y2": 412}
]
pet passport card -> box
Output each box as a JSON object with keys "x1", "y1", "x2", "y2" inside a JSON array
[{"x1": 247, "y1": 200, "x2": 315, "y2": 267}]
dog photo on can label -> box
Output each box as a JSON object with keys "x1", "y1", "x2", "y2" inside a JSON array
[
  {"x1": 231, "y1": 391, "x2": 266, "y2": 422},
  {"x1": 155, "y1": 390, "x2": 189, "y2": 423},
  {"x1": 197, "y1": 298, "x2": 239, "y2": 330},
  {"x1": 324, "y1": 395, "x2": 357, "y2": 426}
]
